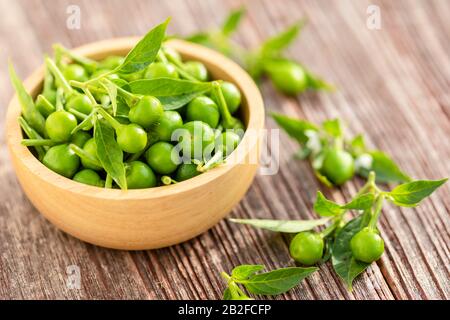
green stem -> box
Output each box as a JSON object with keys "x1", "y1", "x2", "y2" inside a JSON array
[
  {"x1": 162, "y1": 49, "x2": 198, "y2": 82},
  {"x1": 211, "y1": 81, "x2": 235, "y2": 128},
  {"x1": 116, "y1": 85, "x2": 140, "y2": 107},
  {"x1": 19, "y1": 117, "x2": 47, "y2": 158},
  {"x1": 83, "y1": 88, "x2": 98, "y2": 106},
  {"x1": 53, "y1": 44, "x2": 98, "y2": 72},
  {"x1": 161, "y1": 176, "x2": 178, "y2": 185},
  {"x1": 45, "y1": 57, "x2": 73, "y2": 96},
  {"x1": 319, "y1": 221, "x2": 339, "y2": 238},
  {"x1": 95, "y1": 107, "x2": 122, "y2": 131},
  {"x1": 105, "y1": 174, "x2": 113, "y2": 189},
  {"x1": 84, "y1": 70, "x2": 115, "y2": 85},
  {"x1": 55, "y1": 88, "x2": 64, "y2": 111},
  {"x1": 69, "y1": 144, "x2": 102, "y2": 168},
  {"x1": 43, "y1": 65, "x2": 55, "y2": 93},
  {"x1": 198, "y1": 149, "x2": 224, "y2": 172},
  {"x1": 368, "y1": 194, "x2": 385, "y2": 229},
  {"x1": 355, "y1": 171, "x2": 377, "y2": 196},
  {"x1": 68, "y1": 108, "x2": 88, "y2": 120},
  {"x1": 36, "y1": 95, "x2": 56, "y2": 115},
  {"x1": 22, "y1": 139, "x2": 57, "y2": 147},
  {"x1": 157, "y1": 50, "x2": 169, "y2": 63},
  {"x1": 220, "y1": 272, "x2": 241, "y2": 299},
  {"x1": 71, "y1": 111, "x2": 95, "y2": 134}
]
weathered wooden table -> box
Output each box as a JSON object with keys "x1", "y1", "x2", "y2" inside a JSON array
[{"x1": 0, "y1": 0, "x2": 448, "y2": 300}]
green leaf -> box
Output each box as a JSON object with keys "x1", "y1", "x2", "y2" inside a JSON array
[
  {"x1": 102, "y1": 79, "x2": 118, "y2": 116},
  {"x1": 160, "y1": 92, "x2": 209, "y2": 110},
  {"x1": 387, "y1": 179, "x2": 447, "y2": 207},
  {"x1": 185, "y1": 32, "x2": 211, "y2": 45},
  {"x1": 341, "y1": 193, "x2": 375, "y2": 210},
  {"x1": 239, "y1": 267, "x2": 317, "y2": 295},
  {"x1": 349, "y1": 134, "x2": 366, "y2": 156},
  {"x1": 314, "y1": 192, "x2": 375, "y2": 217},
  {"x1": 260, "y1": 20, "x2": 305, "y2": 56},
  {"x1": 229, "y1": 217, "x2": 329, "y2": 233},
  {"x1": 222, "y1": 287, "x2": 232, "y2": 300},
  {"x1": 129, "y1": 78, "x2": 212, "y2": 96},
  {"x1": 314, "y1": 170, "x2": 334, "y2": 187},
  {"x1": 357, "y1": 150, "x2": 411, "y2": 183},
  {"x1": 271, "y1": 112, "x2": 318, "y2": 145},
  {"x1": 129, "y1": 78, "x2": 213, "y2": 110},
  {"x1": 94, "y1": 118, "x2": 127, "y2": 190},
  {"x1": 305, "y1": 70, "x2": 335, "y2": 91},
  {"x1": 231, "y1": 265, "x2": 265, "y2": 281},
  {"x1": 9, "y1": 62, "x2": 46, "y2": 136},
  {"x1": 314, "y1": 191, "x2": 344, "y2": 217},
  {"x1": 222, "y1": 8, "x2": 245, "y2": 36},
  {"x1": 116, "y1": 19, "x2": 169, "y2": 74},
  {"x1": 331, "y1": 216, "x2": 370, "y2": 290},
  {"x1": 18, "y1": 117, "x2": 46, "y2": 160},
  {"x1": 322, "y1": 119, "x2": 342, "y2": 138}
]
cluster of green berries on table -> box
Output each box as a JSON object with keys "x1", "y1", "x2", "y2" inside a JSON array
[
  {"x1": 271, "y1": 113, "x2": 412, "y2": 187},
  {"x1": 185, "y1": 8, "x2": 333, "y2": 95},
  {"x1": 231, "y1": 172, "x2": 447, "y2": 293}
]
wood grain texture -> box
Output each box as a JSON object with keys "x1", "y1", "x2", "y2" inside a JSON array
[{"x1": 0, "y1": 0, "x2": 448, "y2": 299}]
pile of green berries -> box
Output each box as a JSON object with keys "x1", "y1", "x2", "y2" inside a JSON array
[{"x1": 10, "y1": 20, "x2": 245, "y2": 190}]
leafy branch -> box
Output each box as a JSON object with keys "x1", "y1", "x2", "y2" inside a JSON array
[
  {"x1": 272, "y1": 113, "x2": 411, "y2": 186},
  {"x1": 231, "y1": 172, "x2": 447, "y2": 290},
  {"x1": 184, "y1": 8, "x2": 332, "y2": 95}
]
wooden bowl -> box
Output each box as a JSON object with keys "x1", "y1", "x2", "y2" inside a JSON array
[{"x1": 6, "y1": 38, "x2": 264, "y2": 250}]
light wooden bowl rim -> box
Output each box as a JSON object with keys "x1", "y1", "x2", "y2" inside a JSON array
[{"x1": 6, "y1": 37, "x2": 265, "y2": 200}]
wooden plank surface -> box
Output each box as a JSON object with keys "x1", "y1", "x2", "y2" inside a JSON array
[{"x1": 0, "y1": 0, "x2": 449, "y2": 299}]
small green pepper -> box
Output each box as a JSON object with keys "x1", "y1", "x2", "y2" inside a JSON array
[
  {"x1": 154, "y1": 111, "x2": 183, "y2": 142},
  {"x1": 73, "y1": 169, "x2": 104, "y2": 187},
  {"x1": 320, "y1": 148, "x2": 355, "y2": 185},
  {"x1": 184, "y1": 61, "x2": 209, "y2": 82},
  {"x1": 289, "y1": 232, "x2": 324, "y2": 266},
  {"x1": 129, "y1": 96, "x2": 164, "y2": 129},
  {"x1": 80, "y1": 138, "x2": 102, "y2": 171},
  {"x1": 264, "y1": 60, "x2": 308, "y2": 95},
  {"x1": 42, "y1": 144, "x2": 80, "y2": 178},
  {"x1": 217, "y1": 131, "x2": 240, "y2": 156},
  {"x1": 63, "y1": 64, "x2": 89, "y2": 83},
  {"x1": 70, "y1": 131, "x2": 91, "y2": 148},
  {"x1": 350, "y1": 227, "x2": 385, "y2": 263},
  {"x1": 175, "y1": 163, "x2": 201, "y2": 182},
  {"x1": 145, "y1": 62, "x2": 179, "y2": 79},
  {"x1": 66, "y1": 94, "x2": 94, "y2": 115},
  {"x1": 126, "y1": 161, "x2": 157, "y2": 189},
  {"x1": 45, "y1": 110, "x2": 78, "y2": 142},
  {"x1": 96, "y1": 108, "x2": 147, "y2": 154},
  {"x1": 186, "y1": 96, "x2": 220, "y2": 128},
  {"x1": 180, "y1": 121, "x2": 215, "y2": 160},
  {"x1": 145, "y1": 141, "x2": 179, "y2": 175}
]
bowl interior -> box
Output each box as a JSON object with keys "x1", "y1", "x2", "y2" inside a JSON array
[{"x1": 7, "y1": 38, "x2": 265, "y2": 200}]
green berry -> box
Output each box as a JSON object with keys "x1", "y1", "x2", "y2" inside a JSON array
[
  {"x1": 350, "y1": 227, "x2": 385, "y2": 263},
  {"x1": 289, "y1": 232, "x2": 324, "y2": 266}
]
